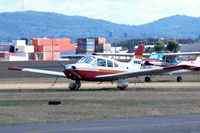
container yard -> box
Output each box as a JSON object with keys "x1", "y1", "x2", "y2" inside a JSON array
[{"x1": 0, "y1": 37, "x2": 108, "y2": 61}]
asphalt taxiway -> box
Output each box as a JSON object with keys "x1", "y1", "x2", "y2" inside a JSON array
[{"x1": 1, "y1": 115, "x2": 200, "y2": 133}]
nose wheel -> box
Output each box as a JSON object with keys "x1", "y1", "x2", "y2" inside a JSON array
[{"x1": 69, "y1": 80, "x2": 81, "y2": 91}]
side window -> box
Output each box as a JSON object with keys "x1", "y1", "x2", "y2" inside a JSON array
[
  {"x1": 107, "y1": 60, "x2": 113, "y2": 67},
  {"x1": 97, "y1": 59, "x2": 106, "y2": 67},
  {"x1": 114, "y1": 62, "x2": 119, "y2": 67}
]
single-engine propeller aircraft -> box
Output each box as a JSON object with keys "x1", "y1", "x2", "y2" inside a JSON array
[
  {"x1": 8, "y1": 44, "x2": 199, "y2": 91},
  {"x1": 142, "y1": 52, "x2": 200, "y2": 82}
]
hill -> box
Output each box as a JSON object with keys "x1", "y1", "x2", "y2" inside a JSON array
[
  {"x1": 0, "y1": 11, "x2": 200, "y2": 43},
  {"x1": 137, "y1": 15, "x2": 200, "y2": 39}
]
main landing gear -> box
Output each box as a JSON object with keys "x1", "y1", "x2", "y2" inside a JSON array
[
  {"x1": 117, "y1": 79, "x2": 128, "y2": 90},
  {"x1": 69, "y1": 80, "x2": 81, "y2": 91},
  {"x1": 177, "y1": 76, "x2": 182, "y2": 82},
  {"x1": 144, "y1": 76, "x2": 152, "y2": 82}
]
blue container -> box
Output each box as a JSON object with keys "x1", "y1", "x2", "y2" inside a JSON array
[
  {"x1": 80, "y1": 38, "x2": 95, "y2": 43},
  {"x1": 60, "y1": 50, "x2": 76, "y2": 56}
]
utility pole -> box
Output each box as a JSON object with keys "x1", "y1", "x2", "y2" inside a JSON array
[{"x1": 52, "y1": 37, "x2": 54, "y2": 61}]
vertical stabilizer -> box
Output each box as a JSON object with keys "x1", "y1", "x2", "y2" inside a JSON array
[
  {"x1": 194, "y1": 56, "x2": 200, "y2": 65},
  {"x1": 129, "y1": 44, "x2": 145, "y2": 69}
]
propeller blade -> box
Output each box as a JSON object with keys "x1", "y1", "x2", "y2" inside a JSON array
[
  {"x1": 55, "y1": 59, "x2": 66, "y2": 68},
  {"x1": 70, "y1": 70, "x2": 81, "y2": 79}
]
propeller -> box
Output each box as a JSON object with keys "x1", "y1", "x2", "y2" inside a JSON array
[{"x1": 55, "y1": 59, "x2": 81, "y2": 79}]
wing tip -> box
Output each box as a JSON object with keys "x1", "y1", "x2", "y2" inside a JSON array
[{"x1": 8, "y1": 67, "x2": 23, "y2": 71}]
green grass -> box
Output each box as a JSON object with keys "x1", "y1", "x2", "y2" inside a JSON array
[{"x1": 1, "y1": 99, "x2": 199, "y2": 107}]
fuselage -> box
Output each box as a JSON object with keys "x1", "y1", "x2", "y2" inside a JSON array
[{"x1": 63, "y1": 56, "x2": 139, "y2": 81}]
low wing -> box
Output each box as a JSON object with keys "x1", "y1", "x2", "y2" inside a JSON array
[
  {"x1": 93, "y1": 53, "x2": 150, "y2": 57},
  {"x1": 164, "y1": 52, "x2": 200, "y2": 57},
  {"x1": 93, "y1": 52, "x2": 200, "y2": 57},
  {"x1": 95, "y1": 65, "x2": 191, "y2": 81},
  {"x1": 8, "y1": 67, "x2": 66, "y2": 77}
]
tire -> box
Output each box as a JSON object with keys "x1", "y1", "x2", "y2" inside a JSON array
[
  {"x1": 145, "y1": 76, "x2": 152, "y2": 82},
  {"x1": 119, "y1": 87, "x2": 126, "y2": 90},
  {"x1": 177, "y1": 76, "x2": 182, "y2": 82},
  {"x1": 69, "y1": 83, "x2": 79, "y2": 91}
]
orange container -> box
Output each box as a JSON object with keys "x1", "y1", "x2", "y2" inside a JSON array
[
  {"x1": 44, "y1": 52, "x2": 60, "y2": 60},
  {"x1": 36, "y1": 45, "x2": 60, "y2": 52},
  {"x1": 0, "y1": 52, "x2": 15, "y2": 57},
  {"x1": 32, "y1": 38, "x2": 71, "y2": 46},
  {"x1": 59, "y1": 43, "x2": 76, "y2": 51},
  {"x1": 88, "y1": 37, "x2": 106, "y2": 44}
]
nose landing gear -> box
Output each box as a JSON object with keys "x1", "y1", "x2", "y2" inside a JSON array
[{"x1": 69, "y1": 80, "x2": 81, "y2": 91}]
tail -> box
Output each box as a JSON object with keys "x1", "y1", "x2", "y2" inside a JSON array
[
  {"x1": 129, "y1": 44, "x2": 145, "y2": 69},
  {"x1": 194, "y1": 56, "x2": 200, "y2": 65}
]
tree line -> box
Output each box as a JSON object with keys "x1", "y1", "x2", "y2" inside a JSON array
[{"x1": 114, "y1": 38, "x2": 200, "y2": 53}]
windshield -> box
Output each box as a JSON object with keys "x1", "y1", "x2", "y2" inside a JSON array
[{"x1": 77, "y1": 56, "x2": 96, "y2": 64}]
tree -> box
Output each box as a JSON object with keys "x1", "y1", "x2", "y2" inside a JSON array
[
  {"x1": 145, "y1": 47, "x2": 153, "y2": 53},
  {"x1": 154, "y1": 40, "x2": 165, "y2": 52},
  {"x1": 167, "y1": 40, "x2": 180, "y2": 52}
]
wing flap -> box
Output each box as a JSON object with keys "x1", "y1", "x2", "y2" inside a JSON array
[
  {"x1": 8, "y1": 67, "x2": 66, "y2": 77},
  {"x1": 95, "y1": 65, "x2": 191, "y2": 81}
]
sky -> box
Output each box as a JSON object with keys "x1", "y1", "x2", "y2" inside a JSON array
[{"x1": 0, "y1": 0, "x2": 200, "y2": 25}]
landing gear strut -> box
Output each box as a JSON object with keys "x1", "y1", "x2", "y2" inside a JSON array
[
  {"x1": 177, "y1": 76, "x2": 182, "y2": 82},
  {"x1": 145, "y1": 76, "x2": 152, "y2": 82},
  {"x1": 69, "y1": 80, "x2": 81, "y2": 91}
]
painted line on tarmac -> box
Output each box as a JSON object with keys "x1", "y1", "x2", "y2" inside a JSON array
[{"x1": 25, "y1": 120, "x2": 200, "y2": 133}]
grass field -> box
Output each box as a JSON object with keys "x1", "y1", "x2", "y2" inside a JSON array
[{"x1": 1, "y1": 81, "x2": 200, "y2": 125}]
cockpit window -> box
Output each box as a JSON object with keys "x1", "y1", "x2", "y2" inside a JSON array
[
  {"x1": 114, "y1": 62, "x2": 119, "y2": 67},
  {"x1": 107, "y1": 60, "x2": 113, "y2": 67},
  {"x1": 97, "y1": 58, "x2": 106, "y2": 67},
  {"x1": 77, "y1": 56, "x2": 96, "y2": 64}
]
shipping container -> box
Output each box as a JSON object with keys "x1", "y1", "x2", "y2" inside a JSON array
[
  {"x1": 15, "y1": 46, "x2": 34, "y2": 53},
  {"x1": 77, "y1": 38, "x2": 95, "y2": 44},
  {"x1": 59, "y1": 43, "x2": 76, "y2": 51},
  {"x1": 0, "y1": 52, "x2": 15, "y2": 58},
  {"x1": 12, "y1": 40, "x2": 26, "y2": 46},
  {"x1": 5, "y1": 55, "x2": 29, "y2": 61},
  {"x1": 21, "y1": 38, "x2": 33, "y2": 45},
  {"x1": 32, "y1": 38, "x2": 71, "y2": 46},
  {"x1": 44, "y1": 52, "x2": 60, "y2": 60},
  {"x1": 0, "y1": 45, "x2": 11, "y2": 51},
  {"x1": 60, "y1": 50, "x2": 76, "y2": 56},
  {"x1": 103, "y1": 43, "x2": 111, "y2": 51},
  {"x1": 88, "y1": 37, "x2": 106, "y2": 44},
  {"x1": 31, "y1": 53, "x2": 44, "y2": 61},
  {"x1": 35, "y1": 45, "x2": 60, "y2": 52}
]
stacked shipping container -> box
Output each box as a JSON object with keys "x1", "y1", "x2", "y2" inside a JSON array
[
  {"x1": 32, "y1": 38, "x2": 76, "y2": 60},
  {"x1": 77, "y1": 37, "x2": 109, "y2": 54},
  {"x1": 77, "y1": 38, "x2": 95, "y2": 54},
  {"x1": 8, "y1": 40, "x2": 34, "y2": 61}
]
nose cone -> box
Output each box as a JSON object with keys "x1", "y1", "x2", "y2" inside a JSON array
[{"x1": 65, "y1": 65, "x2": 76, "y2": 70}]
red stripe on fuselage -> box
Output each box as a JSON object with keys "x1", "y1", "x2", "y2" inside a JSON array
[{"x1": 63, "y1": 69, "x2": 124, "y2": 81}]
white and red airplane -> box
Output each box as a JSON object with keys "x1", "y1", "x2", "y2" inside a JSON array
[
  {"x1": 8, "y1": 44, "x2": 197, "y2": 91},
  {"x1": 142, "y1": 52, "x2": 200, "y2": 82}
]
